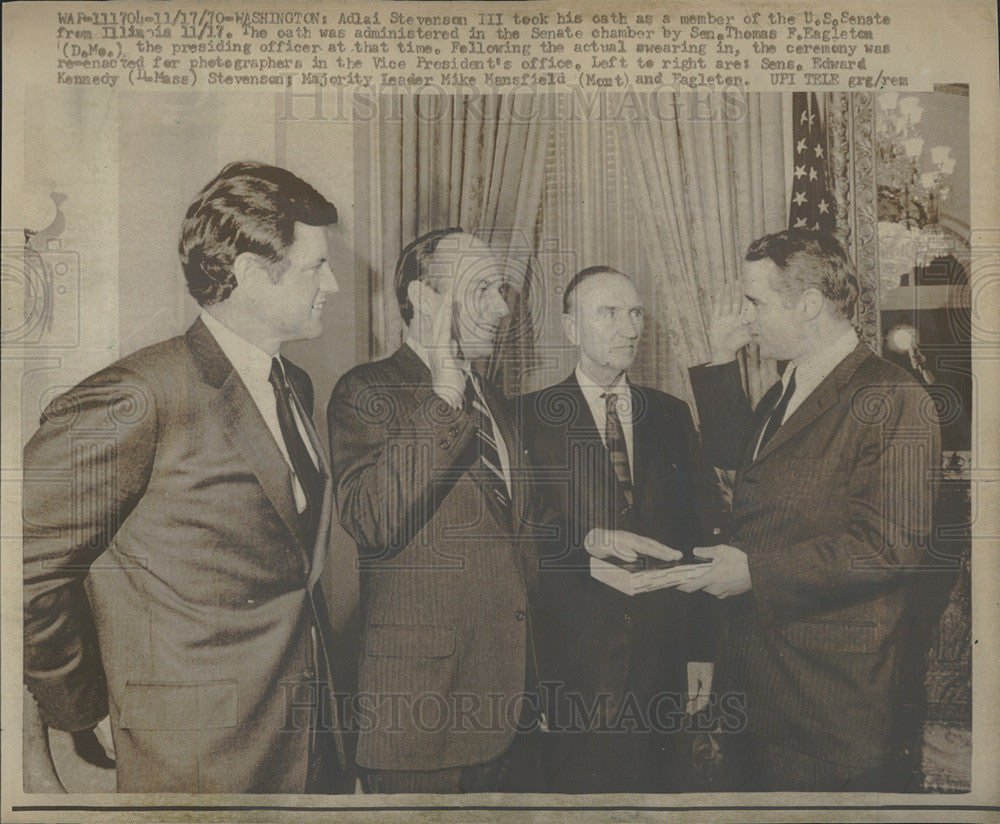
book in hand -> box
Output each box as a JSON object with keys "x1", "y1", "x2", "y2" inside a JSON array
[{"x1": 590, "y1": 553, "x2": 713, "y2": 596}]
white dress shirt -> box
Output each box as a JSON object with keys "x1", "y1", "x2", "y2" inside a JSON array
[
  {"x1": 575, "y1": 366, "x2": 635, "y2": 477},
  {"x1": 784, "y1": 327, "x2": 860, "y2": 421},
  {"x1": 406, "y1": 336, "x2": 512, "y2": 490},
  {"x1": 202, "y1": 311, "x2": 318, "y2": 512},
  {"x1": 752, "y1": 327, "x2": 860, "y2": 459}
]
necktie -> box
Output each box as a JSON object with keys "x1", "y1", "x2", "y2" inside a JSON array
[
  {"x1": 757, "y1": 368, "x2": 797, "y2": 455},
  {"x1": 603, "y1": 392, "x2": 634, "y2": 508},
  {"x1": 466, "y1": 374, "x2": 511, "y2": 512},
  {"x1": 268, "y1": 358, "x2": 323, "y2": 528}
]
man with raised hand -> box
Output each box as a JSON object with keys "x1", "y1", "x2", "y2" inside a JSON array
[
  {"x1": 328, "y1": 229, "x2": 546, "y2": 793},
  {"x1": 683, "y1": 228, "x2": 940, "y2": 790},
  {"x1": 23, "y1": 162, "x2": 353, "y2": 792}
]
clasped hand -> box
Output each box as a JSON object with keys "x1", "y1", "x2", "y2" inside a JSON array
[{"x1": 677, "y1": 544, "x2": 752, "y2": 599}]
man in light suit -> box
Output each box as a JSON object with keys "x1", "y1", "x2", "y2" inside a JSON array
[
  {"x1": 682, "y1": 228, "x2": 940, "y2": 790},
  {"x1": 23, "y1": 162, "x2": 354, "y2": 793},
  {"x1": 516, "y1": 267, "x2": 722, "y2": 793},
  {"x1": 328, "y1": 229, "x2": 546, "y2": 793}
]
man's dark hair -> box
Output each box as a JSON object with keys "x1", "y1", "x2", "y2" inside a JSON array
[
  {"x1": 394, "y1": 227, "x2": 465, "y2": 325},
  {"x1": 745, "y1": 228, "x2": 859, "y2": 320},
  {"x1": 562, "y1": 265, "x2": 629, "y2": 314},
  {"x1": 179, "y1": 161, "x2": 338, "y2": 306}
]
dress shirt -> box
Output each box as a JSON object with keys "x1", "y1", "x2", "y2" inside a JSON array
[
  {"x1": 751, "y1": 327, "x2": 860, "y2": 460},
  {"x1": 406, "y1": 336, "x2": 512, "y2": 490},
  {"x1": 575, "y1": 366, "x2": 635, "y2": 477},
  {"x1": 785, "y1": 327, "x2": 860, "y2": 421},
  {"x1": 202, "y1": 310, "x2": 318, "y2": 511}
]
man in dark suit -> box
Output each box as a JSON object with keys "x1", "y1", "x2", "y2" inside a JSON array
[
  {"x1": 681, "y1": 228, "x2": 940, "y2": 790},
  {"x1": 328, "y1": 229, "x2": 546, "y2": 793},
  {"x1": 515, "y1": 266, "x2": 722, "y2": 793},
  {"x1": 22, "y1": 162, "x2": 355, "y2": 793}
]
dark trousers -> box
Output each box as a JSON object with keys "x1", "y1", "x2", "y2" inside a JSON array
[
  {"x1": 728, "y1": 735, "x2": 911, "y2": 792},
  {"x1": 304, "y1": 632, "x2": 354, "y2": 794}
]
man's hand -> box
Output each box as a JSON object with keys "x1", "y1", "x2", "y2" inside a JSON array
[
  {"x1": 584, "y1": 528, "x2": 682, "y2": 564},
  {"x1": 677, "y1": 544, "x2": 752, "y2": 598},
  {"x1": 687, "y1": 661, "x2": 714, "y2": 715},
  {"x1": 708, "y1": 279, "x2": 751, "y2": 365},
  {"x1": 71, "y1": 716, "x2": 116, "y2": 769},
  {"x1": 427, "y1": 283, "x2": 466, "y2": 409}
]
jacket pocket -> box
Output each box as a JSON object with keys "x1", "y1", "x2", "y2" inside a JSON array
[
  {"x1": 363, "y1": 625, "x2": 456, "y2": 658},
  {"x1": 119, "y1": 681, "x2": 238, "y2": 730},
  {"x1": 782, "y1": 619, "x2": 882, "y2": 654}
]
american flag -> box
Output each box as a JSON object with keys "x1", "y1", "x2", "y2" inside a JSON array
[{"x1": 789, "y1": 92, "x2": 836, "y2": 233}]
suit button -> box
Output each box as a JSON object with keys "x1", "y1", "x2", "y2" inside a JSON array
[
  {"x1": 624, "y1": 611, "x2": 632, "y2": 624},
  {"x1": 515, "y1": 610, "x2": 527, "y2": 622}
]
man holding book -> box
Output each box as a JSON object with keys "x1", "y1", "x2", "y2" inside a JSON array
[{"x1": 515, "y1": 266, "x2": 722, "y2": 792}]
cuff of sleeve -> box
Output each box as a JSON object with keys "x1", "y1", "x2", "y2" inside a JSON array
[{"x1": 25, "y1": 670, "x2": 109, "y2": 733}]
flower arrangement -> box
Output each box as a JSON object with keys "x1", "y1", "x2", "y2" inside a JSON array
[{"x1": 876, "y1": 93, "x2": 955, "y2": 229}]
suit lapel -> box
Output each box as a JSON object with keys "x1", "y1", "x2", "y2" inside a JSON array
[
  {"x1": 286, "y1": 380, "x2": 331, "y2": 585},
  {"x1": 561, "y1": 375, "x2": 614, "y2": 528},
  {"x1": 562, "y1": 373, "x2": 632, "y2": 530},
  {"x1": 481, "y1": 376, "x2": 526, "y2": 531},
  {"x1": 743, "y1": 379, "x2": 784, "y2": 466},
  {"x1": 187, "y1": 319, "x2": 308, "y2": 555},
  {"x1": 629, "y1": 384, "x2": 650, "y2": 490},
  {"x1": 754, "y1": 342, "x2": 874, "y2": 463}
]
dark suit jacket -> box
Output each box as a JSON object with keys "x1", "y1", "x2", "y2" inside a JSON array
[
  {"x1": 328, "y1": 344, "x2": 540, "y2": 772},
  {"x1": 515, "y1": 375, "x2": 722, "y2": 788},
  {"x1": 23, "y1": 318, "x2": 356, "y2": 792},
  {"x1": 689, "y1": 342, "x2": 940, "y2": 777}
]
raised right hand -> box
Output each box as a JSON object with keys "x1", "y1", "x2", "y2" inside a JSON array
[
  {"x1": 708, "y1": 278, "x2": 751, "y2": 364},
  {"x1": 427, "y1": 283, "x2": 466, "y2": 408}
]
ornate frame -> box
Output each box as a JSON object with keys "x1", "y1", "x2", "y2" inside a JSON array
[{"x1": 827, "y1": 92, "x2": 881, "y2": 351}]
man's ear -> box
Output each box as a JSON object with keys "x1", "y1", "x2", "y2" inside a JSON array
[
  {"x1": 799, "y1": 287, "x2": 824, "y2": 322},
  {"x1": 407, "y1": 279, "x2": 432, "y2": 317},
  {"x1": 561, "y1": 311, "x2": 579, "y2": 346},
  {"x1": 233, "y1": 252, "x2": 264, "y2": 291}
]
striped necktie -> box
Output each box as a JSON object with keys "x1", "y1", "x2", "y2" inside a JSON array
[
  {"x1": 466, "y1": 374, "x2": 511, "y2": 511},
  {"x1": 602, "y1": 391, "x2": 634, "y2": 508}
]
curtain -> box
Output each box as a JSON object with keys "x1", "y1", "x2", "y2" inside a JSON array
[
  {"x1": 534, "y1": 93, "x2": 787, "y2": 406},
  {"x1": 367, "y1": 92, "x2": 786, "y2": 405},
  {"x1": 371, "y1": 92, "x2": 552, "y2": 395}
]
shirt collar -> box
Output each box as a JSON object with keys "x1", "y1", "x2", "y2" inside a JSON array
[
  {"x1": 575, "y1": 365, "x2": 629, "y2": 405},
  {"x1": 789, "y1": 327, "x2": 859, "y2": 387},
  {"x1": 201, "y1": 310, "x2": 276, "y2": 385}
]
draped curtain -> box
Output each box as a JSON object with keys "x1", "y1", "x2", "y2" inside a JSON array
[
  {"x1": 533, "y1": 93, "x2": 787, "y2": 406},
  {"x1": 365, "y1": 92, "x2": 786, "y2": 404},
  {"x1": 369, "y1": 92, "x2": 552, "y2": 395}
]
